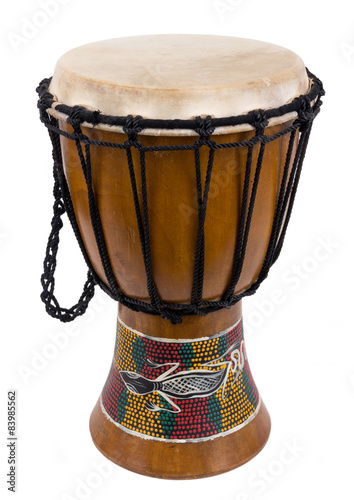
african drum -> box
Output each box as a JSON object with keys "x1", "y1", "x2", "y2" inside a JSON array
[{"x1": 37, "y1": 35, "x2": 324, "y2": 479}]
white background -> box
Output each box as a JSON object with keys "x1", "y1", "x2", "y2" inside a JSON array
[{"x1": 1, "y1": 0, "x2": 353, "y2": 499}]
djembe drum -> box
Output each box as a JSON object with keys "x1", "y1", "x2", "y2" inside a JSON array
[{"x1": 37, "y1": 35, "x2": 324, "y2": 479}]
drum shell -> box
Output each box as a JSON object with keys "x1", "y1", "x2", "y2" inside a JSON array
[{"x1": 59, "y1": 121, "x2": 297, "y2": 304}]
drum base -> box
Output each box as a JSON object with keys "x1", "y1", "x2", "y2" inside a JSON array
[
  {"x1": 89, "y1": 303, "x2": 271, "y2": 479},
  {"x1": 89, "y1": 397, "x2": 271, "y2": 479}
]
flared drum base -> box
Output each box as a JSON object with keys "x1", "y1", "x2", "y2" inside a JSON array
[
  {"x1": 89, "y1": 398, "x2": 270, "y2": 479},
  {"x1": 89, "y1": 304, "x2": 271, "y2": 479}
]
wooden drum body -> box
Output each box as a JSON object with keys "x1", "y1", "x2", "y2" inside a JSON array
[
  {"x1": 37, "y1": 35, "x2": 324, "y2": 479},
  {"x1": 60, "y1": 122, "x2": 295, "y2": 303}
]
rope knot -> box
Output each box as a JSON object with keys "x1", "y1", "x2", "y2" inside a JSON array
[
  {"x1": 309, "y1": 72, "x2": 325, "y2": 98},
  {"x1": 67, "y1": 105, "x2": 86, "y2": 127},
  {"x1": 37, "y1": 100, "x2": 51, "y2": 122},
  {"x1": 295, "y1": 95, "x2": 314, "y2": 131},
  {"x1": 195, "y1": 116, "x2": 215, "y2": 138},
  {"x1": 312, "y1": 75, "x2": 325, "y2": 115},
  {"x1": 90, "y1": 109, "x2": 102, "y2": 126},
  {"x1": 160, "y1": 309, "x2": 183, "y2": 324},
  {"x1": 36, "y1": 79, "x2": 54, "y2": 122},
  {"x1": 123, "y1": 115, "x2": 143, "y2": 141},
  {"x1": 36, "y1": 78, "x2": 50, "y2": 94},
  {"x1": 252, "y1": 110, "x2": 269, "y2": 134}
]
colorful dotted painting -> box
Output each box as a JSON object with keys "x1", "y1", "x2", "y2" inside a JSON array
[{"x1": 101, "y1": 319, "x2": 260, "y2": 442}]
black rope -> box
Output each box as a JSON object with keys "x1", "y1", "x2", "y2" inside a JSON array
[
  {"x1": 272, "y1": 123, "x2": 313, "y2": 264},
  {"x1": 223, "y1": 145, "x2": 253, "y2": 302},
  {"x1": 39, "y1": 113, "x2": 96, "y2": 322},
  {"x1": 68, "y1": 114, "x2": 121, "y2": 299},
  {"x1": 191, "y1": 139, "x2": 215, "y2": 313},
  {"x1": 256, "y1": 129, "x2": 297, "y2": 281},
  {"x1": 36, "y1": 69, "x2": 324, "y2": 131},
  {"x1": 37, "y1": 70, "x2": 324, "y2": 323},
  {"x1": 223, "y1": 115, "x2": 268, "y2": 302}
]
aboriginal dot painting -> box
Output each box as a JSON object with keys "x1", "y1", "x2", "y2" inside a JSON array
[{"x1": 100, "y1": 319, "x2": 260, "y2": 442}]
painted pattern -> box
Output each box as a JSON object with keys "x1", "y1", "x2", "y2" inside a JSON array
[{"x1": 101, "y1": 319, "x2": 260, "y2": 442}]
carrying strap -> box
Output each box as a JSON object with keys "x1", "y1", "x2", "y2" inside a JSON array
[
  {"x1": 39, "y1": 111, "x2": 96, "y2": 322},
  {"x1": 40, "y1": 163, "x2": 96, "y2": 322}
]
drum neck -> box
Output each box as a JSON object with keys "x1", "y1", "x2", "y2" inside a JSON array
[{"x1": 118, "y1": 302, "x2": 242, "y2": 340}]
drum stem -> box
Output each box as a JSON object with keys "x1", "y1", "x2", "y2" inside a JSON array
[{"x1": 90, "y1": 302, "x2": 271, "y2": 478}]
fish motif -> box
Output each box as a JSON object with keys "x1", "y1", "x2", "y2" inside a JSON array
[{"x1": 119, "y1": 339, "x2": 246, "y2": 413}]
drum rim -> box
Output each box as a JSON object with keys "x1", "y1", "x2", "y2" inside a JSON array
[{"x1": 37, "y1": 69, "x2": 324, "y2": 137}]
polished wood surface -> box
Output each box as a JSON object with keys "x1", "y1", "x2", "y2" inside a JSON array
[
  {"x1": 118, "y1": 302, "x2": 242, "y2": 339},
  {"x1": 90, "y1": 396, "x2": 270, "y2": 479},
  {"x1": 60, "y1": 121, "x2": 295, "y2": 304}
]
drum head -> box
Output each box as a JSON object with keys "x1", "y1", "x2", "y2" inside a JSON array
[{"x1": 49, "y1": 35, "x2": 309, "y2": 134}]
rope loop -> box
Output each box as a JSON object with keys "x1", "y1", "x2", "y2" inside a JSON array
[
  {"x1": 90, "y1": 109, "x2": 102, "y2": 126},
  {"x1": 123, "y1": 114, "x2": 143, "y2": 141},
  {"x1": 309, "y1": 71, "x2": 325, "y2": 98},
  {"x1": 40, "y1": 163, "x2": 96, "y2": 322},
  {"x1": 252, "y1": 109, "x2": 269, "y2": 135},
  {"x1": 195, "y1": 115, "x2": 215, "y2": 138},
  {"x1": 313, "y1": 94, "x2": 324, "y2": 116},
  {"x1": 204, "y1": 138, "x2": 217, "y2": 150},
  {"x1": 67, "y1": 105, "x2": 87, "y2": 127},
  {"x1": 294, "y1": 95, "x2": 314, "y2": 132},
  {"x1": 160, "y1": 309, "x2": 183, "y2": 325},
  {"x1": 36, "y1": 79, "x2": 54, "y2": 120}
]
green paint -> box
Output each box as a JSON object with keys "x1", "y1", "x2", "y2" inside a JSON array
[
  {"x1": 132, "y1": 336, "x2": 145, "y2": 373},
  {"x1": 217, "y1": 335, "x2": 228, "y2": 358},
  {"x1": 157, "y1": 395, "x2": 177, "y2": 438},
  {"x1": 179, "y1": 343, "x2": 195, "y2": 368},
  {"x1": 207, "y1": 393, "x2": 223, "y2": 432},
  {"x1": 117, "y1": 388, "x2": 129, "y2": 424},
  {"x1": 242, "y1": 370, "x2": 257, "y2": 408}
]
